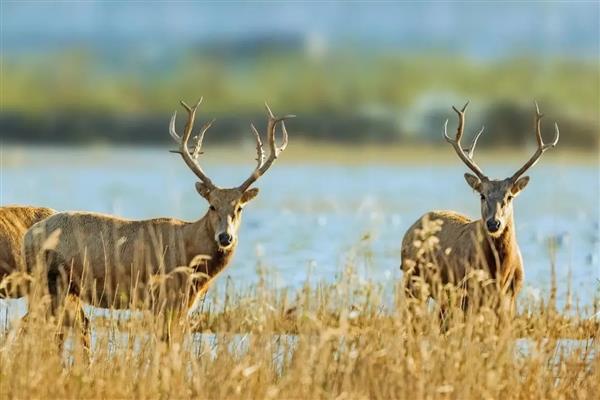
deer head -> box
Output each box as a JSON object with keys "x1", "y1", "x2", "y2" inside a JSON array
[
  {"x1": 169, "y1": 98, "x2": 294, "y2": 250},
  {"x1": 444, "y1": 101, "x2": 559, "y2": 237}
]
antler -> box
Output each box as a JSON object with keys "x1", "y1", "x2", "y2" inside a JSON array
[
  {"x1": 169, "y1": 98, "x2": 217, "y2": 189},
  {"x1": 510, "y1": 101, "x2": 559, "y2": 181},
  {"x1": 443, "y1": 101, "x2": 487, "y2": 180},
  {"x1": 237, "y1": 103, "x2": 295, "y2": 191}
]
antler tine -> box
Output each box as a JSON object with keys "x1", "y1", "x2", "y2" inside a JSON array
[
  {"x1": 169, "y1": 111, "x2": 182, "y2": 142},
  {"x1": 180, "y1": 97, "x2": 202, "y2": 113},
  {"x1": 250, "y1": 123, "x2": 265, "y2": 169},
  {"x1": 443, "y1": 102, "x2": 487, "y2": 179},
  {"x1": 265, "y1": 101, "x2": 275, "y2": 118},
  {"x1": 510, "y1": 102, "x2": 560, "y2": 181},
  {"x1": 465, "y1": 126, "x2": 485, "y2": 159},
  {"x1": 264, "y1": 102, "x2": 294, "y2": 159},
  {"x1": 265, "y1": 101, "x2": 296, "y2": 123},
  {"x1": 551, "y1": 122, "x2": 560, "y2": 146},
  {"x1": 169, "y1": 98, "x2": 216, "y2": 189},
  {"x1": 191, "y1": 118, "x2": 216, "y2": 159},
  {"x1": 264, "y1": 102, "x2": 295, "y2": 154},
  {"x1": 238, "y1": 103, "x2": 294, "y2": 191},
  {"x1": 279, "y1": 120, "x2": 289, "y2": 152},
  {"x1": 534, "y1": 100, "x2": 544, "y2": 147}
]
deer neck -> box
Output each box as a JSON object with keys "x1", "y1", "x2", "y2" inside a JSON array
[
  {"x1": 182, "y1": 212, "x2": 237, "y2": 278},
  {"x1": 482, "y1": 214, "x2": 519, "y2": 280}
]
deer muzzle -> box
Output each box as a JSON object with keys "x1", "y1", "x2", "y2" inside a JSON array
[{"x1": 214, "y1": 216, "x2": 236, "y2": 250}]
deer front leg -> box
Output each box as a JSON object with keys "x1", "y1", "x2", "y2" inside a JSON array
[
  {"x1": 507, "y1": 265, "x2": 524, "y2": 316},
  {"x1": 46, "y1": 256, "x2": 91, "y2": 353}
]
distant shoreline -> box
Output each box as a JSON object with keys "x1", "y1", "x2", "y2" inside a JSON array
[{"x1": 1, "y1": 141, "x2": 598, "y2": 166}]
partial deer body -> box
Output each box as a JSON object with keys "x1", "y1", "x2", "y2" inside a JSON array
[
  {"x1": 0, "y1": 206, "x2": 55, "y2": 297},
  {"x1": 24, "y1": 208, "x2": 241, "y2": 310},
  {"x1": 401, "y1": 102, "x2": 558, "y2": 313}
]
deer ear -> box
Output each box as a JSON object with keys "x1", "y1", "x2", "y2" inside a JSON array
[
  {"x1": 464, "y1": 173, "x2": 481, "y2": 192},
  {"x1": 195, "y1": 182, "x2": 212, "y2": 199},
  {"x1": 241, "y1": 188, "x2": 259, "y2": 204},
  {"x1": 511, "y1": 176, "x2": 530, "y2": 195}
]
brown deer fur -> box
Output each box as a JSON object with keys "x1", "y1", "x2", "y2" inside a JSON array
[
  {"x1": 0, "y1": 206, "x2": 55, "y2": 297},
  {"x1": 23, "y1": 187, "x2": 258, "y2": 311},
  {"x1": 401, "y1": 204, "x2": 524, "y2": 312}
]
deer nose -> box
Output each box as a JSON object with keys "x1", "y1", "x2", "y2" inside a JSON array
[
  {"x1": 218, "y1": 232, "x2": 233, "y2": 247},
  {"x1": 486, "y1": 219, "x2": 501, "y2": 232}
]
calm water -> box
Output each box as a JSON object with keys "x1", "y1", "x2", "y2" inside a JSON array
[{"x1": 1, "y1": 146, "x2": 598, "y2": 320}]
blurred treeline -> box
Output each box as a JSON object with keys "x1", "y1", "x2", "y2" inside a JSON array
[{"x1": 2, "y1": 49, "x2": 598, "y2": 148}]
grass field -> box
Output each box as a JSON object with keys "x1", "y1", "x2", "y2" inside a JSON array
[{"x1": 1, "y1": 259, "x2": 598, "y2": 399}]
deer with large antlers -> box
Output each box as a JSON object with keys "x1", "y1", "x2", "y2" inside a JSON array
[
  {"x1": 401, "y1": 102, "x2": 559, "y2": 314},
  {"x1": 23, "y1": 98, "x2": 293, "y2": 343}
]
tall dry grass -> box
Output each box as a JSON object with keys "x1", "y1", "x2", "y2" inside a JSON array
[{"x1": 0, "y1": 255, "x2": 598, "y2": 400}]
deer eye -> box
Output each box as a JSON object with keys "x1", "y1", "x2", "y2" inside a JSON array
[
  {"x1": 507, "y1": 195, "x2": 514, "y2": 201},
  {"x1": 480, "y1": 194, "x2": 485, "y2": 200},
  {"x1": 237, "y1": 206, "x2": 243, "y2": 213},
  {"x1": 209, "y1": 205, "x2": 216, "y2": 211}
]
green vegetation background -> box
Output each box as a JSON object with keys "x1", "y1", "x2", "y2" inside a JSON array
[{"x1": 2, "y1": 51, "x2": 598, "y2": 147}]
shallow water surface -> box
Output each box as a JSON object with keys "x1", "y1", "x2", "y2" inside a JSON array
[{"x1": 1, "y1": 147, "x2": 598, "y2": 321}]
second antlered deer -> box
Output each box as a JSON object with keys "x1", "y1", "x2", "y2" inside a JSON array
[
  {"x1": 401, "y1": 102, "x2": 559, "y2": 314},
  {"x1": 23, "y1": 98, "x2": 294, "y2": 342}
]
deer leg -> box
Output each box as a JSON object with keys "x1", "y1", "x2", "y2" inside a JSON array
[
  {"x1": 72, "y1": 296, "x2": 91, "y2": 352},
  {"x1": 402, "y1": 261, "x2": 430, "y2": 302},
  {"x1": 510, "y1": 265, "x2": 524, "y2": 316},
  {"x1": 157, "y1": 307, "x2": 189, "y2": 347},
  {"x1": 150, "y1": 291, "x2": 182, "y2": 346},
  {"x1": 498, "y1": 266, "x2": 522, "y2": 318},
  {"x1": 402, "y1": 272, "x2": 421, "y2": 317},
  {"x1": 161, "y1": 309, "x2": 174, "y2": 345},
  {"x1": 0, "y1": 267, "x2": 11, "y2": 299},
  {"x1": 46, "y1": 255, "x2": 90, "y2": 353},
  {"x1": 403, "y1": 274, "x2": 417, "y2": 299},
  {"x1": 438, "y1": 305, "x2": 449, "y2": 331},
  {"x1": 402, "y1": 266, "x2": 437, "y2": 337}
]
